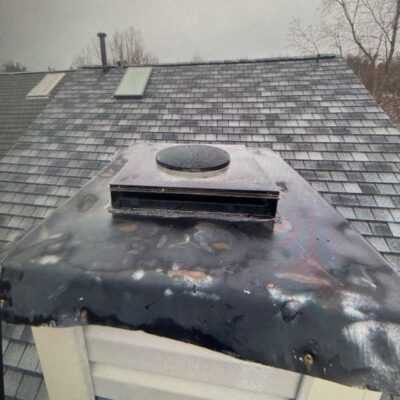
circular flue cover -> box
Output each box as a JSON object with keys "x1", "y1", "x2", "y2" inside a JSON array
[{"x1": 156, "y1": 144, "x2": 230, "y2": 172}]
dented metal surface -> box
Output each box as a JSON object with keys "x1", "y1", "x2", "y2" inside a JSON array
[{"x1": 1, "y1": 145, "x2": 400, "y2": 393}]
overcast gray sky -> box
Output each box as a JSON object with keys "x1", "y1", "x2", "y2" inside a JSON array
[{"x1": 0, "y1": 0, "x2": 321, "y2": 71}]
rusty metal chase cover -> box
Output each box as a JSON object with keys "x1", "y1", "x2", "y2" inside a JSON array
[{"x1": 1, "y1": 144, "x2": 400, "y2": 394}]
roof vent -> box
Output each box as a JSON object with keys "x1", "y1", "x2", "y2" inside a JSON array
[
  {"x1": 26, "y1": 73, "x2": 65, "y2": 99},
  {"x1": 110, "y1": 144, "x2": 279, "y2": 221},
  {"x1": 114, "y1": 67, "x2": 152, "y2": 99},
  {"x1": 97, "y1": 32, "x2": 108, "y2": 72}
]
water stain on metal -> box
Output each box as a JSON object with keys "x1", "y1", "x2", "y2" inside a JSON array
[
  {"x1": 275, "y1": 181, "x2": 288, "y2": 192},
  {"x1": 156, "y1": 234, "x2": 168, "y2": 249},
  {"x1": 77, "y1": 193, "x2": 98, "y2": 212},
  {"x1": 273, "y1": 217, "x2": 292, "y2": 234}
]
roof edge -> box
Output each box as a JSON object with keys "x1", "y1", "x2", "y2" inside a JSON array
[{"x1": 81, "y1": 53, "x2": 337, "y2": 70}]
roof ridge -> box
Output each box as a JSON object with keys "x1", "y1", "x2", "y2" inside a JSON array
[
  {"x1": 0, "y1": 70, "x2": 71, "y2": 76},
  {"x1": 81, "y1": 53, "x2": 337, "y2": 70},
  {"x1": 0, "y1": 54, "x2": 338, "y2": 74}
]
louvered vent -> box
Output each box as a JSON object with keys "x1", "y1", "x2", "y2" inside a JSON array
[{"x1": 110, "y1": 144, "x2": 279, "y2": 221}]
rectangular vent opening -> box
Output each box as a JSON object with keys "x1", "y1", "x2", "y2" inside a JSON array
[
  {"x1": 110, "y1": 188, "x2": 278, "y2": 219},
  {"x1": 114, "y1": 67, "x2": 152, "y2": 99}
]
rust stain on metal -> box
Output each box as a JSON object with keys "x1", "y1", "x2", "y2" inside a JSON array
[
  {"x1": 80, "y1": 308, "x2": 89, "y2": 323},
  {"x1": 168, "y1": 269, "x2": 209, "y2": 283},
  {"x1": 266, "y1": 283, "x2": 276, "y2": 289},
  {"x1": 211, "y1": 242, "x2": 231, "y2": 250},
  {"x1": 195, "y1": 221, "x2": 217, "y2": 230},
  {"x1": 276, "y1": 272, "x2": 331, "y2": 287},
  {"x1": 116, "y1": 222, "x2": 138, "y2": 233},
  {"x1": 273, "y1": 217, "x2": 292, "y2": 234},
  {"x1": 306, "y1": 258, "x2": 343, "y2": 287},
  {"x1": 303, "y1": 353, "x2": 314, "y2": 369}
]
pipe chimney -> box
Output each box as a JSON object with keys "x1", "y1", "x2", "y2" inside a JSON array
[{"x1": 97, "y1": 32, "x2": 108, "y2": 72}]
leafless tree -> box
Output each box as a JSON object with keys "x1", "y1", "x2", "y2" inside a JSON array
[
  {"x1": 72, "y1": 27, "x2": 158, "y2": 67},
  {"x1": 288, "y1": 19, "x2": 326, "y2": 56},
  {"x1": 1, "y1": 61, "x2": 27, "y2": 72},
  {"x1": 323, "y1": 0, "x2": 400, "y2": 70},
  {"x1": 288, "y1": 0, "x2": 400, "y2": 124}
]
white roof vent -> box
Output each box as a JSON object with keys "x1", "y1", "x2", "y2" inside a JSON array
[{"x1": 26, "y1": 72, "x2": 65, "y2": 99}]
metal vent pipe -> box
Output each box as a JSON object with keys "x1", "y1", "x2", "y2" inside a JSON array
[{"x1": 97, "y1": 32, "x2": 108, "y2": 72}]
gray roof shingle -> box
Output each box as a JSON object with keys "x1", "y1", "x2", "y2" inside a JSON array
[{"x1": 0, "y1": 74, "x2": 48, "y2": 159}]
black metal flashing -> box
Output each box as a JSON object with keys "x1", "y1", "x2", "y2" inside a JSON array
[{"x1": 1, "y1": 144, "x2": 399, "y2": 393}]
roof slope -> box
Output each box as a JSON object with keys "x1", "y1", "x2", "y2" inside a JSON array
[
  {"x1": 0, "y1": 73, "x2": 48, "y2": 159},
  {"x1": 0, "y1": 72, "x2": 65, "y2": 400},
  {"x1": 0, "y1": 56, "x2": 399, "y2": 268}
]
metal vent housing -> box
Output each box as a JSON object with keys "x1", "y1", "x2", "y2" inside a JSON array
[{"x1": 110, "y1": 143, "x2": 279, "y2": 221}]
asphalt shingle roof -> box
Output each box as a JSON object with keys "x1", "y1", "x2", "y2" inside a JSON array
[
  {"x1": 1, "y1": 56, "x2": 399, "y2": 266},
  {"x1": 0, "y1": 72, "x2": 59, "y2": 400},
  {"x1": 0, "y1": 73, "x2": 49, "y2": 159},
  {"x1": 0, "y1": 55, "x2": 399, "y2": 398}
]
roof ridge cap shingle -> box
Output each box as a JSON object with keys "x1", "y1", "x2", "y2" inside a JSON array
[{"x1": 80, "y1": 53, "x2": 337, "y2": 70}]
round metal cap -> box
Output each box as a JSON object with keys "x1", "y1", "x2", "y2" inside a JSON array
[{"x1": 156, "y1": 145, "x2": 230, "y2": 172}]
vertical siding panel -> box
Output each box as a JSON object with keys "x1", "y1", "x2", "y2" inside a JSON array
[{"x1": 32, "y1": 326, "x2": 94, "y2": 400}]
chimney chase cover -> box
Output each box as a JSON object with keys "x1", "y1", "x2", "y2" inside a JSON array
[{"x1": 2, "y1": 143, "x2": 400, "y2": 393}]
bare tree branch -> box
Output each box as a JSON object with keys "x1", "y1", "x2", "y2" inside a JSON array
[
  {"x1": 288, "y1": 18, "x2": 324, "y2": 55},
  {"x1": 72, "y1": 27, "x2": 157, "y2": 67},
  {"x1": 289, "y1": 0, "x2": 400, "y2": 124},
  {"x1": 386, "y1": 0, "x2": 400, "y2": 71},
  {"x1": 333, "y1": 0, "x2": 376, "y2": 63}
]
